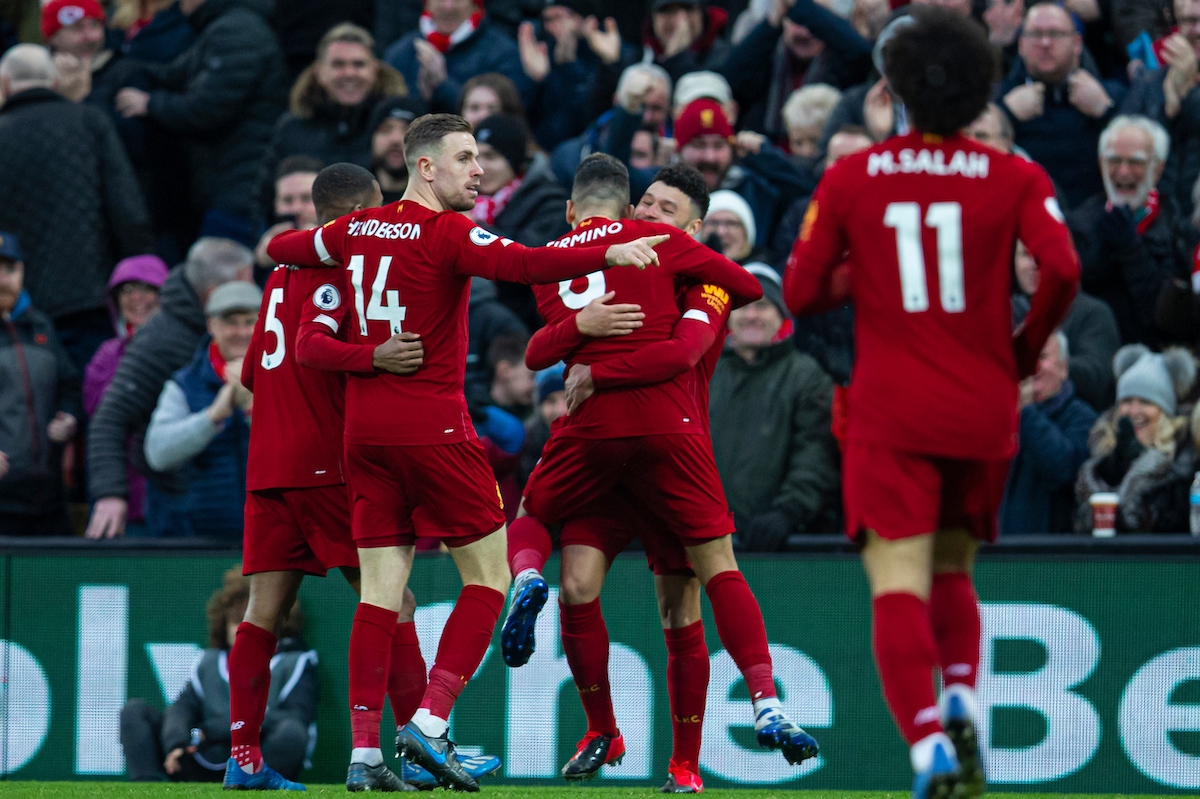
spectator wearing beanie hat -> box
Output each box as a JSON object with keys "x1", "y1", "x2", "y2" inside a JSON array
[
  {"x1": 676, "y1": 98, "x2": 813, "y2": 248},
  {"x1": 41, "y1": 0, "x2": 117, "y2": 104},
  {"x1": 383, "y1": 0, "x2": 529, "y2": 115},
  {"x1": 473, "y1": 114, "x2": 570, "y2": 247},
  {"x1": 709, "y1": 267, "x2": 840, "y2": 550},
  {"x1": 702, "y1": 189, "x2": 774, "y2": 269},
  {"x1": 1075, "y1": 344, "x2": 1198, "y2": 533},
  {"x1": 369, "y1": 95, "x2": 429, "y2": 202}
]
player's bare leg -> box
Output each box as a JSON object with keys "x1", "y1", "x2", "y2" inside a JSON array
[
  {"x1": 684, "y1": 535, "x2": 819, "y2": 765},
  {"x1": 655, "y1": 574, "x2": 707, "y2": 794},
  {"x1": 347, "y1": 545, "x2": 414, "y2": 792},
  {"x1": 502, "y1": 500, "x2": 552, "y2": 667},
  {"x1": 398, "y1": 528, "x2": 509, "y2": 792},
  {"x1": 860, "y1": 530, "x2": 961, "y2": 799},
  {"x1": 558, "y1": 544, "x2": 626, "y2": 780},
  {"x1": 227, "y1": 569, "x2": 307, "y2": 788},
  {"x1": 931, "y1": 530, "x2": 984, "y2": 798}
]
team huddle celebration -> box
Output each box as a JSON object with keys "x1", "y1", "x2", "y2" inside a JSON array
[{"x1": 4, "y1": 0, "x2": 1195, "y2": 793}]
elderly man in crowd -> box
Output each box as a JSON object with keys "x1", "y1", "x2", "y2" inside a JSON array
[
  {"x1": 782, "y1": 84, "x2": 842, "y2": 172},
  {"x1": 997, "y1": 2, "x2": 1123, "y2": 208},
  {"x1": 86, "y1": 238, "x2": 254, "y2": 539},
  {"x1": 1000, "y1": 332, "x2": 1098, "y2": 535},
  {"x1": 144, "y1": 282, "x2": 260, "y2": 539},
  {"x1": 259, "y1": 23, "x2": 406, "y2": 217},
  {"x1": 702, "y1": 190, "x2": 773, "y2": 270},
  {"x1": 709, "y1": 268, "x2": 839, "y2": 551},
  {"x1": 0, "y1": 232, "x2": 82, "y2": 536},
  {"x1": 0, "y1": 43, "x2": 152, "y2": 371},
  {"x1": 114, "y1": 0, "x2": 288, "y2": 244},
  {"x1": 1066, "y1": 115, "x2": 1190, "y2": 348}
]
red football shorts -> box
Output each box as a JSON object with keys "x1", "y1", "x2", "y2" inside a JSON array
[
  {"x1": 243, "y1": 485, "x2": 359, "y2": 576},
  {"x1": 345, "y1": 440, "x2": 506, "y2": 548},
  {"x1": 842, "y1": 441, "x2": 1010, "y2": 543},
  {"x1": 523, "y1": 433, "x2": 735, "y2": 546},
  {"x1": 559, "y1": 490, "x2": 694, "y2": 576}
]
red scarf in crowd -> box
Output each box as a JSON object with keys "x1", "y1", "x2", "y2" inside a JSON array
[
  {"x1": 471, "y1": 177, "x2": 523, "y2": 226},
  {"x1": 420, "y1": 5, "x2": 484, "y2": 53},
  {"x1": 209, "y1": 340, "x2": 228, "y2": 382}
]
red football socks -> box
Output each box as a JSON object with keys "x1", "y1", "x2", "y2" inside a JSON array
[
  {"x1": 664, "y1": 621, "x2": 708, "y2": 769},
  {"x1": 349, "y1": 603, "x2": 399, "y2": 749},
  {"x1": 420, "y1": 585, "x2": 504, "y2": 719},
  {"x1": 388, "y1": 621, "x2": 427, "y2": 728},
  {"x1": 704, "y1": 570, "x2": 776, "y2": 700},
  {"x1": 560, "y1": 599, "x2": 619, "y2": 736},
  {"x1": 872, "y1": 592, "x2": 944, "y2": 745},
  {"x1": 229, "y1": 621, "x2": 276, "y2": 771},
  {"x1": 930, "y1": 572, "x2": 981, "y2": 688},
  {"x1": 508, "y1": 516, "x2": 552, "y2": 577}
]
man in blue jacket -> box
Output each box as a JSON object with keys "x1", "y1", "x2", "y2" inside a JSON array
[{"x1": 1000, "y1": 331, "x2": 1098, "y2": 535}]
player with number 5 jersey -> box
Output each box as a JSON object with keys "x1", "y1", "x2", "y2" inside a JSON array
[{"x1": 784, "y1": 10, "x2": 1078, "y2": 799}]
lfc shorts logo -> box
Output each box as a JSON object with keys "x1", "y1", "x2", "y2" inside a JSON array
[{"x1": 673, "y1": 714, "x2": 701, "y2": 723}]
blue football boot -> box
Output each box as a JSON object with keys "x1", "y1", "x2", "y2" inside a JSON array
[
  {"x1": 395, "y1": 723, "x2": 478, "y2": 792},
  {"x1": 403, "y1": 753, "x2": 501, "y2": 790},
  {"x1": 223, "y1": 758, "x2": 306, "y2": 791},
  {"x1": 942, "y1": 688, "x2": 984, "y2": 799},
  {"x1": 912, "y1": 739, "x2": 962, "y2": 799},
  {"x1": 500, "y1": 571, "x2": 548, "y2": 667},
  {"x1": 754, "y1": 706, "x2": 820, "y2": 765}
]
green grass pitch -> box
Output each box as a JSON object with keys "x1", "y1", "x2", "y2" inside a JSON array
[{"x1": 0, "y1": 786, "x2": 1189, "y2": 799}]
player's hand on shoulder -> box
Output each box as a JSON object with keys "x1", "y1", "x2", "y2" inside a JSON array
[
  {"x1": 564, "y1": 363, "x2": 595, "y2": 414},
  {"x1": 373, "y1": 331, "x2": 425, "y2": 375},
  {"x1": 606, "y1": 234, "x2": 670, "y2": 269},
  {"x1": 1002, "y1": 82, "x2": 1045, "y2": 122},
  {"x1": 576, "y1": 291, "x2": 644, "y2": 337}
]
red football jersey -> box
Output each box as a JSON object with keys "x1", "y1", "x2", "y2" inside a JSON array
[
  {"x1": 785, "y1": 131, "x2": 1078, "y2": 459},
  {"x1": 267, "y1": 201, "x2": 616, "y2": 446},
  {"x1": 241, "y1": 266, "x2": 350, "y2": 490},
  {"x1": 533, "y1": 217, "x2": 760, "y2": 439}
]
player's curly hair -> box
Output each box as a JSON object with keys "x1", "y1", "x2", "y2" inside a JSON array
[
  {"x1": 653, "y1": 164, "x2": 709, "y2": 220},
  {"x1": 882, "y1": 7, "x2": 994, "y2": 137}
]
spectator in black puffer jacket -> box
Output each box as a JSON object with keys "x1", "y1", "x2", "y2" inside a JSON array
[
  {"x1": 114, "y1": 0, "x2": 288, "y2": 246},
  {"x1": 259, "y1": 23, "x2": 407, "y2": 222},
  {"x1": 0, "y1": 44, "x2": 153, "y2": 373},
  {"x1": 85, "y1": 238, "x2": 255, "y2": 541},
  {"x1": 0, "y1": 234, "x2": 82, "y2": 536},
  {"x1": 1066, "y1": 115, "x2": 1192, "y2": 349}
]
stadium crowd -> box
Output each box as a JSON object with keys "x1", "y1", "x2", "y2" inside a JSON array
[{"x1": 2, "y1": 0, "x2": 1200, "y2": 540}]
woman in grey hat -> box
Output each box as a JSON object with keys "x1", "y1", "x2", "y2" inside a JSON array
[{"x1": 1074, "y1": 344, "x2": 1197, "y2": 533}]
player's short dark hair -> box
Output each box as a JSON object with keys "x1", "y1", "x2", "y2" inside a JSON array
[
  {"x1": 312, "y1": 162, "x2": 377, "y2": 223},
  {"x1": 572, "y1": 153, "x2": 630, "y2": 211},
  {"x1": 487, "y1": 332, "x2": 529, "y2": 369},
  {"x1": 404, "y1": 113, "x2": 474, "y2": 172},
  {"x1": 882, "y1": 7, "x2": 994, "y2": 137},
  {"x1": 277, "y1": 154, "x2": 324, "y2": 182},
  {"x1": 653, "y1": 163, "x2": 709, "y2": 219}
]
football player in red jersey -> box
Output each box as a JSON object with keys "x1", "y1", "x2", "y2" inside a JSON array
[
  {"x1": 227, "y1": 164, "x2": 428, "y2": 792},
  {"x1": 784, "y1": 9, "x2": 1079, "y2": 799},
  {"x1": 503, "y1": 166, "x2": 788, "y2": 794},
  {"x1": 266, "y1": 115, "x2": 672, "y2": 792},
  {"x1": 511, "y1": 154, "x2": 818, "y2": 781}
]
